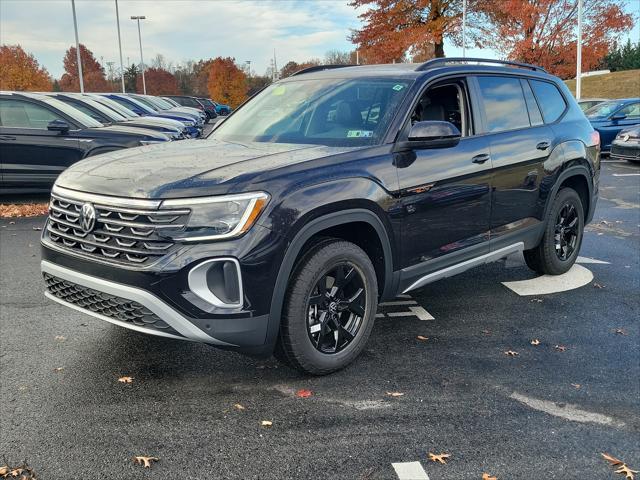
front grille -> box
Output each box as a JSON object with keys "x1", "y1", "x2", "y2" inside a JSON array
[
  {"x1": 611, "y1": 144, "x2": 640, "y2": 159},
  {"x1": 46, "y1": 192, "x2": 190, "y2": 267},
  {"x1": 44, "y1": 273, "x2": 180, "y2": 336}
]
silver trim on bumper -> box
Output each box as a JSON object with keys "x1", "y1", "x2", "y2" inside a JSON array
[{"x1": 41, "y1": 260, "x2": 234, "y2": 346}]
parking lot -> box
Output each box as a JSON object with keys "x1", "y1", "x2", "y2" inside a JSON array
[{"x1": 0, "y1": 159, "x2": 638, "y2": 479}]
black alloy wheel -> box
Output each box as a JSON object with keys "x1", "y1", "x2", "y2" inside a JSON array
[{"x1": 554, "y1": 202, "x2": 579, "y2": 261}]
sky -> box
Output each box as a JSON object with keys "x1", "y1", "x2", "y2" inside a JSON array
[{"x1": 1, "y1": 0, "x2": 638, "y2": 80}]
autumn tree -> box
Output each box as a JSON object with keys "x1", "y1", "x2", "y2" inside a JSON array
[
  {"x1": 60, "y1": 44, "x2": 110, "y2": 92},
  {"x1": 136, "y1": 67, "x2": 179, "y2": 95},
  {"x1": 477, "y1": 0, "x2": 634, "y2": 78},
  {"x1": 207, "y1": 57, "x2": 247, "y2": 108},
  {"x1": 279, "y1": 59, "x2": 321, "y2": 79},
  {"x1": 350, "y1": 0, "x2": 479, "y2": 63},
  {"x1": 246, "y1": 75, "x2": 272, "y2": 97},
  {"x1": 0, "y1": 45, "x2": 52, "y2": 91}
]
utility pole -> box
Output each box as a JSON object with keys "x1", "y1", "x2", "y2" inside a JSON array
[
  {"x1": 115, "y1": 0, "x2": 125, "y2": 92},
  {"x1": 462, "y1": 0, "x2": 467, "y2": 58},
  {"x1": 273, "y1": 50, "x2": 278, "y2": 81},
  {"x1": 71, "y1": 0, "x2": 84, "y2": 92},
  {"x1": 576, "y1": 0, "x2": 583, "y2": 99},
  {"x1": 131, "y1": 15, "x2": 147, "y2": 94}
]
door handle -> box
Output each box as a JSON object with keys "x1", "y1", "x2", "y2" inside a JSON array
[
  {"x1": 536, "y1": 141, "x2": 550, "y2": 150},
  {"x1": 0, "y1": 135, "x2": 16, "y2": 141},
  {"x1": 472, "y1": 153, "x2": 490, "y2": 164}
]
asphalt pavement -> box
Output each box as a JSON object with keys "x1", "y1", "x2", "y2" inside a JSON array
[{"x1": 1, "y1": 160, "x2": 638, "y2": 479}]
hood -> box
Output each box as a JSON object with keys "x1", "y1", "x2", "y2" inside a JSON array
[
  {"x1": 55, "y1": 138, "x2": 360, "y2": 199},
  {"x1": 84, "y1": 124, "x2": 170, "y2": 140}
]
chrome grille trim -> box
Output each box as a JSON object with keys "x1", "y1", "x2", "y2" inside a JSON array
[{"x1": 46, "y1": 187, "x2": 190, "y2": 267}]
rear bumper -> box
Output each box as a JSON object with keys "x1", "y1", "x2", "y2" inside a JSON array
[{"x1": 41, "y1": 260, "x2": 272, "y2": 355}]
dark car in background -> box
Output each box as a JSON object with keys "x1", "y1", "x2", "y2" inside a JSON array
[
  {"x1": 194, "y1": 97, "x2": 219, "y2": 121},
  {"x1": 0, "y1": 91, "x2": 170, "y2": 193},
  {"x1": 99, "y1": 93, "x2": 203, "y2": 137},
  {"x1": 585, "y1": 98, "x2": 640, "y2": 152},
  {"x1": 163, "y1": 95, "x2": 204, "y2": 111},
  {"x1": 43, "y1": 93, "x2": 187, "y2": 140},
  {"x1": 610, "y1": 125, "x2": 640, "y2": 163}
]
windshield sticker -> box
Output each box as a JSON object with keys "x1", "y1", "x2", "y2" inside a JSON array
[
  {"x1": 347, "y1": 130, "x2": 373, "y2": 138},
  {"x1": 392, "y1": 84, "x2": 405, "y2": 91},
  {"x1": 272, "y1": 85, "x2": 286, "y2": 96}
]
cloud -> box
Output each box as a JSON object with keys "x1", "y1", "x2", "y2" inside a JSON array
[{"x1": 0, "y1": 0, "x2": 365, "y2": 78}]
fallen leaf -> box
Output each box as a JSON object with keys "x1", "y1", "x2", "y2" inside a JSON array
[
  {"x1": 32, "y1": 226, "x2": 42, "y2": 231},
  {"x1": 530, "y1": 298, "x2": 543, "y2": 303},
  {"x1": 0, "y1": 203, "x2": 49, "y2": 218},
  {"x1": 134, "y1": 456, "x2": 159, "y2": 468},
  {"x1": 417, "y1": 335, "x2": 429, "y2": 341},
  {"x1": 530, "y1": 339, "x2": 540, "y2": 346},
  {"x1": 571, "y1": 383, "x2": 581, "y2": 389},
  {"x1": 601, "y1": 220, "x2": 611, "y2": 226},
  {"x1": 118, "y1": 376, "x2": 133, "y2": 384},
  {"x1": 615, "y1": 329, "x2": 628, "y2": 336},
  {"x1": 593, "y1": 282, "x2": 606, "y2": 289},
  {"x1": 261, "y1": 420, "x2": 273, "y2": 427},
  {"x1": 554, "y1": 345, "x2": 567, "y2": 352},
  {"x1": 386, "y1": 391, "x2": 404, "y2": 397},
  {"x1": 53, "y1": 367, "x2": 64, "y2": 373},
  {"x1": 10, "y1": 468, "x2": 24, "y2": 477},
  {"x1": 482, "y1": 329, "x2": 491, "y2": 335},
  {"x1": 233, "y1": 403, "x2": 245, "y2": 410},
  {"x1": 428, "y1": 452, "x2": 450, "y2": 464},
  {"x1": 504, "y1": 350, "x2": 519, "y2": 356},
  {"x1": 296, "y1": 389, "x2": 313, "y2": 398},
  {"x1": 0, "y1": 466, "x2": 7, "y2": 476},
  {"x1": 615, "y1": 465, "x2": 638, "y2": 480},
  {"x1": 602, "y1": 452, "x2": 624, "y2": 466},
  {"x1": 482, "y1": 474, "x2": 497, "y2": 480},
  {"x1": 54, "y1": 335, "x2": 65, "y2": 341}
]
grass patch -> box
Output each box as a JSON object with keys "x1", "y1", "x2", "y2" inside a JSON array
[{"x1": 565, "y1": 69, "x2": 640, "y2": 99}]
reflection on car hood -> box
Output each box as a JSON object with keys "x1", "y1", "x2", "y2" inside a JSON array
[{"x1": 55, "y1": 138, "x2": 361, "y2": 199}]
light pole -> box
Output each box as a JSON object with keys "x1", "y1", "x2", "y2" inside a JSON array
[
  {"x1": 576, "y1": 0, "x2": 583, "y2": 99},
  {"x1": 115, "y1": 0, "x2": 125, "y2": 92},
  {"x1": 462, "y1": 0, "x2": 467, "y2": 58},
  {"x1": 131, "y1": 15, "x2": 147, "y2": 94},
  {"x1": 71, "y1": 0, "x2": 84, "y2": 92}
]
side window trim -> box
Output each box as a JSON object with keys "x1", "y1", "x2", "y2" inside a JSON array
[{"x1": 520, "y1": 78, "x2": 544, "y2": 127}]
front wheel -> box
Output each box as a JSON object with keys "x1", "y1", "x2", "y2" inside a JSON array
[
  {"x1": 524, "y1": 187, "x2": 585, "y2": 275},
  {"x1": 275, "y1": 239, "x2": 378, "y2": 375}
]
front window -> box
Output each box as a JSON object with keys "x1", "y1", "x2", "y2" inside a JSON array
[
  {"x1": 212, "y1": 77, "x2": 413, "y2": 147},
  {"x1": 585, "y1": 101, "x2": 625, "y2": 118}
]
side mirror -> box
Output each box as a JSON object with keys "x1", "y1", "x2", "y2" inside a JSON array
[
  {"x1": 397, "y1": 121, "x2": 461, "y2": 150},
  {"x1": 47, "y1": 119, "x2": 70, "y2": 134},
  {"x1": 611, "y1": 113, "x2": 627, "y2": 121}
]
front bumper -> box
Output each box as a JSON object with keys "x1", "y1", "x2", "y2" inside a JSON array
[{"x1": 41, "y1": 260, "x2": 272, "y2": 353}]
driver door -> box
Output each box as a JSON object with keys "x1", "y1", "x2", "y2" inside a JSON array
[{"x1": 396, "y1": 78, "x2": 493, "y2": 278}]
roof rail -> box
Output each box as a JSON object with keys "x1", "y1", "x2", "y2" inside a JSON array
[
  {"x1": 416, "y1": 57, "x2": 546, "y2": 73},
  {"x1": 291, "y1": 64, "x2": 355, "y2": 77}
]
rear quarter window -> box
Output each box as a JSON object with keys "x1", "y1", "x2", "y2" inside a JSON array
[{"x1": 529, "y1": 80, "x2": 567, "y2": 123}]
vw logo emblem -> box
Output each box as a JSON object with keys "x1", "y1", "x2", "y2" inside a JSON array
[
  {"x1": 80, "y1": 203, "x2": 96, "y2": 233},
  {"x1": 621, "y1": 134, "x2": 630, "y2": 142}
]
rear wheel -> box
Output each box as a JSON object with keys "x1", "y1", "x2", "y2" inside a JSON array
[
  {"x1": 524, "y1": 187, "x2": 584, "y2": 275},
  {"x1": 275, "y1": 240, "x2": 378, "y2": 375}
]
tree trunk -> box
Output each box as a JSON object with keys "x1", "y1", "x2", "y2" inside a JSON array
[{"x1": 435, "y1": 41, "x2": 445, "y2": 58}]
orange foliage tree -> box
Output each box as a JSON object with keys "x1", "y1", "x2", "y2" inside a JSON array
[
  {"x1": 350, "y1": 0, "x2": 477, "y2": 63},
  {"x1": 477, "y1": 0, "x2": 634, "y2": 78},
  {"x1": 0, "y1": 45, "x2": 52, "y2": 91},
  {"x1": 136, "y1": 67, "x2": 179, "y2": 95},
  {"x1": 60, "y1": 44, "x2": 110, "y2": 92},
  {"x1": 207, "y1": 57, "x2": 247, "y2": 108},
  {"x1": 279, "y1": 60, "x2": 320, "y2": 78}
]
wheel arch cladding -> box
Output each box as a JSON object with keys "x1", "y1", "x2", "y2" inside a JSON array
[{"x1": 265, "y1": 208, "x2": 394, "y2": 350}]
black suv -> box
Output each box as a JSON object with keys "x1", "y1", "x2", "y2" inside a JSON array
[
  {"x1": 41, "y1": 59, "x2": 600, "y2": 374},
  {"x1": 0, "y1": 92, "x2": 171, "y2": 193}
]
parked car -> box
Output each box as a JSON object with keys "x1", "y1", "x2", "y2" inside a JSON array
[
  {"x1": 577, "y1": 98, "x2": 607, "y2": 112},
  {"x1": 585, "y1": 98, "x2": 640, "y2": 152},
  {"x1": 41, "y1": 59, "x2": 600, "y2": 374},
  {"x1": 212, "y1": 100, "x2": 232, "y2": 116},
  {"x1": 610, "y1": 125, "x2": 640, "y2": 163},
  {"x1": 195, "y1": 97, "x2": 224, "y2": 119},
  {"x1": 98, "y1": 93, "x2": 203, "y2": 137},
  {"x1": 43, "y1": 93, "x2": 187, "y2": 140},
  {"x1": 163, "y1": 95, "x2": 205, "y2": 112},
  {"x1": 127, "y1": 93, "x2": 207, "y2": 124},
  {"x1": 0, "y1": 91, "x2": 170, "y2": 193}
]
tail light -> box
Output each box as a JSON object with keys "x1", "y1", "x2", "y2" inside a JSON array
[{"x1": 590, "y1": 130, "x2": 600, "y2": 148}]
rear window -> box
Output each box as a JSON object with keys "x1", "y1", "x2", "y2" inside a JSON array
[
  {"x1": 477, "y1": 76, "x2": 530, "y2": 133},
  {"x1": 529, "y1": 80, "x2": 566, "y2": 123}
]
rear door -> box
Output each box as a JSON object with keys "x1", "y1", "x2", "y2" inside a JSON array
[
  {"x1": 472, "y1": 75, "x2": 556, "y2": 247},
  {"x1": 0, "y1": 98, "x2": 84, "y2": 190}
]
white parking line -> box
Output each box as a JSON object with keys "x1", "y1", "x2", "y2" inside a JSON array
[
  {"x1": 576, "y1": 256, "x2": 610, "y2": 265},
  {"x1": 379, "y1": 300, "x2": 418, "y2": 306},
  {"x1": 502, "y1": 264, "x2": 593, "y2": 296},
  {"x1": 612, "y1": 173, "x2": 640, "y2": 176},
  {"x1": 387, "y1": 306, "x2": 435, "y2": 321},
  {"x1": 392, "y1": 461, "x2": 430, "y2": 480}
]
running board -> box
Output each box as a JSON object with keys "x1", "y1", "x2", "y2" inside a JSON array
[{"x1": 403, "y1": 243, "x2": 524, "y2": 293}]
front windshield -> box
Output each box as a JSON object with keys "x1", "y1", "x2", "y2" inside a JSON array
[
  {"x1": 163, "y1": 97, "x2": 180, "y2": 106},
  {"x1": 131, "y1": 95, "x2": 160, "y2": 111},
  {"x1": 212, "y1": 77, "x2": 412, "y2": 147},
  {"x1": 585, "y1": 101, "x2": 624, "y2": 118},
  {"x1": 111, "y1": 95, "x2": 155, "y2": 114},
  {"x1": 40, "y1": 96, "x2": 103, "y2": 127},
  {"x1": 77, "y1": 96, "x2": 126, "y2": 121},
  {"x1": 147, "y1": 96, "x2": 174, "y2": 109},
  {"x1": 90, "y1": 96, "x2": 138, "y2": 118}
]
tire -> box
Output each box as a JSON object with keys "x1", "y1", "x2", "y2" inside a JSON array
[
  {"x1": 524, "y1": 187, "x2": 584, "y2": 275},
  {"x1": 275, "y1": 239, "x2": 378, "y2": 375}
]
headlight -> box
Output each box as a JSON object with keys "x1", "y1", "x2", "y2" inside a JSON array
[{"x1": 161, "y1": 192, "x2": 270, "y2": 241}]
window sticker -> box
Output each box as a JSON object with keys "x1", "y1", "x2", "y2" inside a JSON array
[
  {"x1": 347, "y1": 130, "x2": 373, "y2": 138},
  {"x1": 392, "y1": 84, "x2": 405, "y2": 91},
  {"x1": 272, "y1": 85, "x2": 286, "y2": 96}
]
